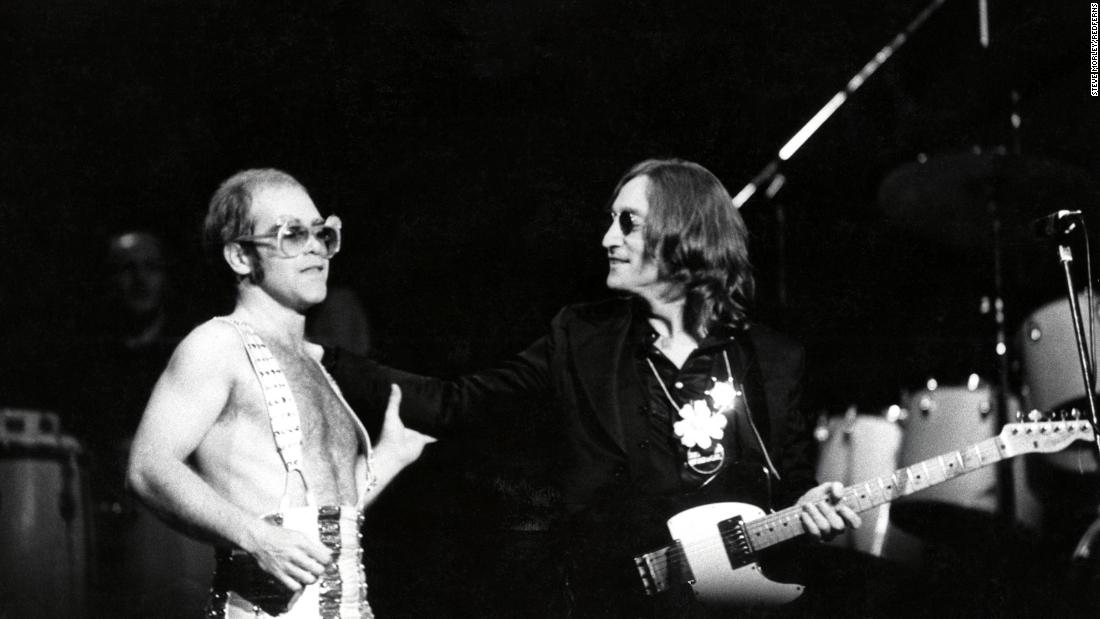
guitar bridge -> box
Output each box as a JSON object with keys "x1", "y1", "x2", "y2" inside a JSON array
[{"x1": 634, "y1": 540, "x2": 694, "y2": 596}]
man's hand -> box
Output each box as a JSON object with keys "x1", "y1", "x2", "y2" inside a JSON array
[
  {"x1": 243, "y1": 520, "x2": 334, "y2": 591},
  {"x1": 376, "y1": 384, "x2": 436, "y2": 466},
  {"x1": 795, "y1": 481, "x2": 862, "y2": 541}
]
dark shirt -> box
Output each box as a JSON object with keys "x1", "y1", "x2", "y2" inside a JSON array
[{"x1": 626, "y1": 315, "x2": 751, "y2": 496}]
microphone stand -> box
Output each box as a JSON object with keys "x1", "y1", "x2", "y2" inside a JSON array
[
  {"x1": 1053, "y1": 240, "x2": 1100, "y2": 449},
  {"x1": 730, "y1": 0, "x2": 948, "y2": 208},
  {"x1": 986, "y1": 162, "x2": 1016, "y2": 522},
  {"x1": 1059, "y1": 230, "x2": 1100, "y2": 562},
  {"x1": 727, "y1": 0, "x2": 948, "y2": 322}
]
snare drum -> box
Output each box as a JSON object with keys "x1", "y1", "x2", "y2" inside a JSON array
[{"x1": 0, "y1": 408, "x2": 88, "y2": 618}]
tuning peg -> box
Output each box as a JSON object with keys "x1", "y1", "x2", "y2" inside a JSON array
[{"x1": 1027, "y1": 409, "x2": 1043, "y2": 422}]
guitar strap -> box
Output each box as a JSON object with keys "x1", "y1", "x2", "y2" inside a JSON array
[{"x1": 736, "y1": 329, "x2": 783, "y2": 482}]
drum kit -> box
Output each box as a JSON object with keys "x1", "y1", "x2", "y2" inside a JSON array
[{"x1": 814, "y1": 144, "x2": 1100, "y2": 613}]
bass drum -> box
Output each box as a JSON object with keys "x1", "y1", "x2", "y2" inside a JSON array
[
  {"x1": 0, "y1": 409, "x2": 88, "y2": 618},
  {"x1": 815, "y1": 408, "x2": 903, "y2": 558}
]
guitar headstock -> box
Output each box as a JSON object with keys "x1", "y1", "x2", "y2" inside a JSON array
[{"x1": 999, "y1": 417, "x2": 1096, "y2": 457}]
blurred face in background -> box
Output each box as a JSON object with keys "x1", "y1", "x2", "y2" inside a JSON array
[{"x1": 107, "y1": 232, "x2": 167, "y2": 318}]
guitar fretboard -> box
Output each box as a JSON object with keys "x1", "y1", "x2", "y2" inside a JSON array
[{"x1": 743, "y1": 434, "x2": 1006, "y2": 551}]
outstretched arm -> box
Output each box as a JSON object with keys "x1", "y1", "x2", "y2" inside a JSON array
[{"x1": 322, "y1": 334, "x2": 553, "y2": 438}]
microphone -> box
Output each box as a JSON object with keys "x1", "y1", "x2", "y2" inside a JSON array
[{"x1": 1032, "y1": 209, "x2": 1083, "y2": 238}]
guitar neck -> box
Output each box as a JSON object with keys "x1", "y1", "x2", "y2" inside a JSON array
[{"x1": 745, "y1": 434, "x2": 1007, "y2": 551}]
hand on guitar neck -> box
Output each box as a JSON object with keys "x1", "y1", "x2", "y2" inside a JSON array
[{"x1": 793, "y1": 481, "x2": 863, "y2": 542}]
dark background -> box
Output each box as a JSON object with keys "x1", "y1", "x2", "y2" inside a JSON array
[
  {"x1": 3, "y1": 1, "x2": 1100, "y2": 616},
  {"x1": 4, "y1": 0, "x2": 1099, "y2": 405}
]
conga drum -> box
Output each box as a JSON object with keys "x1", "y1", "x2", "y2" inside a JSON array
[{"x1": 0, "y1": 408, "x2": 88, "y2": 618}]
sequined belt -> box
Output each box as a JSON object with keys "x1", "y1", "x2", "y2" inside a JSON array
[{"x1": 206, "y1": 505, "x2": 372, "y2": 619}]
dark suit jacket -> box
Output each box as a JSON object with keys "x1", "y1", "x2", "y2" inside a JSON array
[
  {"x1": 323, "y1": 296, "x2": 819, "y2": 616},
  {"x1": 325, "y1": 296, "x2": 816, "y2": 508}
]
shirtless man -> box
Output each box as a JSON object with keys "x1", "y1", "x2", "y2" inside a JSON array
[{"x1": 127, "y1": 169, "x2": 431, "y2": 618}]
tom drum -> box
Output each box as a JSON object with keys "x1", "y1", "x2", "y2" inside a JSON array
[
  {"x1": 1019, "y1": 293, "x2": 1100, "y2": 473},
  {"x1": 815, "y1": 408, "x2": 903, "y2": 557}
]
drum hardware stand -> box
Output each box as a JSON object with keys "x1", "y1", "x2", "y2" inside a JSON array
[
  {"x1": 986, "y1": 165, "x2": 1017, "y2": 522},
  {"x1": 987, "y1": 85, "x2": 1032, "y2": 521}
]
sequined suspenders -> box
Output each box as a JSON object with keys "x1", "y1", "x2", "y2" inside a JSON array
[
  {"x1": 219, "y1": 318, "x2": 316, "y2": 511},
  {"x1": 227, "y1": 319, "x2": 376, "y2": 508},
  {"x1": 212, "y1": 318, "x2": 374, "y2": 619}
]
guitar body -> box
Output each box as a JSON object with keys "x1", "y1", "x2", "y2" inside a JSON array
[{"x1": 667, "y1": 502, "x2": 804, "y2": 608}]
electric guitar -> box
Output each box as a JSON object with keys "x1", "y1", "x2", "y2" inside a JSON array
[{"x1": 633, "y1": 419, "x2": 1096, "y2": 608}]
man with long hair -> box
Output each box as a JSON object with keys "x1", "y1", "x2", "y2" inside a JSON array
[
  {"x1": 326, "y1": 158, "x2": 859, "y2": 617},
  {"x1": 127, "y1": 169, "x2": 433, "y2": 618}
]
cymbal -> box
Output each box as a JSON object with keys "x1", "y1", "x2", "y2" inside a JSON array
[{"x1": 877, "y1": 148, "x2": 1099, "y2": 251}]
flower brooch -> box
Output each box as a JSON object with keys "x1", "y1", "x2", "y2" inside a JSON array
[{"x1": 673, "y1": 377, "x2": 741, "y2": 475}]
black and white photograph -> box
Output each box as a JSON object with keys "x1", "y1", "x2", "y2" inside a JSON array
[{"x1": 2, "y1": 1, "x2": 1100, "y2": 617}]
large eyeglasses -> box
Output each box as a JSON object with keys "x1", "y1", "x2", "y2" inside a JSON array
[
  {"x1": 234, "y1": 215, "x2": 343, "y2": 259},
  {"x1": 608, "y1": 210, "x2": 645, "y2": 236}
]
